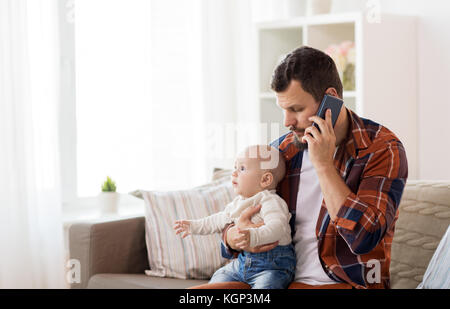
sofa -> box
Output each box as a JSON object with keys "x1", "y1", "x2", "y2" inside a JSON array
[{"x1": 69, "y1": 180, "x2": 450, "y2": 289}]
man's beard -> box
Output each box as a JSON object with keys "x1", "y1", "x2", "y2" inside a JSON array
[{"x1": 290, "y1": 127, "x2": 308, "y2": 151}]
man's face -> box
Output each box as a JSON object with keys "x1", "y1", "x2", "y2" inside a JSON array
[{"x1": 276, "y1": 80, "x2": 320, "y2": 150}]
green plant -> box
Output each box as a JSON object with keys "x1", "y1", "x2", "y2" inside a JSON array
[{"x1": 101, "y1": 176, "x2": 117, "y2": 192}]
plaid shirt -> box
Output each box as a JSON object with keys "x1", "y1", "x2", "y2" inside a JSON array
[{"x1": 221, "y1": 108, "x2": 408, "y2": 289}]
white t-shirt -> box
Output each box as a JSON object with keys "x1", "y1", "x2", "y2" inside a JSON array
[{"x1": 293, "y1": 150, "x2": 337, "y2": 285}]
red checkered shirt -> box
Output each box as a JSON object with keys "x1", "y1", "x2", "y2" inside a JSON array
[{"x1": 221, "y1": 108, "x2": 408, "y2": 289}]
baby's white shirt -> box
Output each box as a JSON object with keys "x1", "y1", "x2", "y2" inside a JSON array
[{"x1": 189, "y1": 189, "x2": 292, "y2": 248}]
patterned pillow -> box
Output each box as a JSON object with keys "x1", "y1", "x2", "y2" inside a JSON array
[{"x1": 140, "y1": 177, "x2": 235, "y2": 279}]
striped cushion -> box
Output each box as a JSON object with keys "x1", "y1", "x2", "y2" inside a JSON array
[{"x1": 141, "y1": 177, "x2": 236, "y2": 279}]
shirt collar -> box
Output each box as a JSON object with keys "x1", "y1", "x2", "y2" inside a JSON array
[
  {"x1": 343, "y1": 108, "x2": 371, "y2": 158},
  {"x1": 278, "y1": 131, "x2": 301, "y2": 162}
]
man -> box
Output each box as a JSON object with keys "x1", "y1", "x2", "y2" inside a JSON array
[{"x1": 193, "y1": 46, "x2": 408, "y2": 289}]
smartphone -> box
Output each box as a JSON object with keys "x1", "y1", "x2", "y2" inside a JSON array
[{"x1": 313, "y1": 94, "x2": 344, "y2": 131}]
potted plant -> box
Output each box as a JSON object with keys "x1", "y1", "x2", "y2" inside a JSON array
[{"x1": 99, "y1": 176, "x2": 120, "y2": 213}]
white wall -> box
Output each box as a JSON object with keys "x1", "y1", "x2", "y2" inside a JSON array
[{"x1": 331, "y1": 0, "x2": 450, "y2": 180}]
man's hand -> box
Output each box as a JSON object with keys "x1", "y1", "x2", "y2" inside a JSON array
[
  {"x1": 226, "y1": 204, "x2": 279, "y2": 253},
  {"x1": 302, "y1": 109, "x2": 336, "y2": 172},
  {"x1": 234, "y1": 228, "x2": 251, "y2": 251},
  {"x1": 302, "y1": 108, "x2": 351, "y2": 220}
]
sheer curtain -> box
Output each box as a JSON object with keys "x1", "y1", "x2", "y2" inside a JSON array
[{"x1": 0, "y1": 0, "x2": 66, "y2": 288}]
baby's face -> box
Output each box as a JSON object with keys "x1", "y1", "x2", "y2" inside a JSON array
[{"x1": 231, "y1": 154, "x2": 265, "y2": 198}]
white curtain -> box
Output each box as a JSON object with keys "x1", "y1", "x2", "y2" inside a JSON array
[{"x1": 0, "y1": 0, "x2": 66, "y2": 288}]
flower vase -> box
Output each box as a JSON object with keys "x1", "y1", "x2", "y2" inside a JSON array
[
  {"x1": 306, "y1": 0, "x2": 332, "y2": 16},
  {"x1": 343, "y1": 63, "x2": 355, "y2": 91}
]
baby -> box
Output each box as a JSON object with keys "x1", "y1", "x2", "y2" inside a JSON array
[{"x1": 174, "y1": 145, "x2": 295, "y2": 289}]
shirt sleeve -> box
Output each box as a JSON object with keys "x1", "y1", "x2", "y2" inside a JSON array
[
  {"x1": 247, "y1": 195, "x2": 291, "y2": 248},
  {"x1": 189, "y1": 202, "x2": 235, "y2": 235},
  {"x1": 189, "y1": 212, "x2": 233, "y2": 235},
  {"x1": 333, "y1": 140, "x2": 408, "y2": 255}
]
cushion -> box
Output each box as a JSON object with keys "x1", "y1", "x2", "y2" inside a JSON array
[
  {"x1": 390, "y1": 181, "x2": 450, "y2": 288},
  {"x1": 140, "y1": 176, "x2": 236, "y2": 280},
  {"x1": 417, "y1": 226, "x2": 450, "y2": 289},
  {"x1": 212, "y1": 168, "x2": 233, "y2": 181},
  {"x1": 129, "y1": 168, "x2": 233, "y2": 199},
  {"x1": 87, "y1": 273, "x2": 208, "y2": 289}
]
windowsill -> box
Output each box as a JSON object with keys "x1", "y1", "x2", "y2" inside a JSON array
[
  {"x1": 62, "y1": 193, "x2": 145, "y2": 228},
  {"x1": 61, "y1": 193, "x2": 146, "y2": 260}
]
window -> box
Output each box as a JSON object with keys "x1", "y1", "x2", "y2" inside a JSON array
[{"x1": 73, "y1": 0, "x2": 206, "y2": 199}]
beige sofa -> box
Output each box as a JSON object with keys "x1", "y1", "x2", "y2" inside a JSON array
[{"x1": 69, "y1": 180, "x2": 450, "y2": 289}]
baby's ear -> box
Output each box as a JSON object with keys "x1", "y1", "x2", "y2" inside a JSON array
[{"x1": 260, "y1": 172, "x2": 273, "y2": 189}]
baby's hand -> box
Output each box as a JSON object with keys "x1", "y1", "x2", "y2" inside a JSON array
[
  {"x1": 234, "y1": 228, "x2": 251, "y2": 250},
  {"x1": 173, "y1": 220, "x2": 191, "y2": 238}
]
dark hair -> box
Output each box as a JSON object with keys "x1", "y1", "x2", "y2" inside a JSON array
[{"x1": 270, "y1": 46, "x2": 343, "y2": 102}]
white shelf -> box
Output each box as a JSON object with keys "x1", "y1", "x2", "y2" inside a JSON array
[
  {"x1": 256, "y1": 12, "x2": 362, "y2": 29},
  {"x1": 261, "y1": 91, "x2": 356, "y2": 100},
  {"x1": 254, "y1": 12, "x2": 418, "y2": 178},
  {"x1": 343, "y1": 91, "x2": 356, "y2": 98},
  {"x1": 259, "y1": 92, "x2": 276, "y2": 99}
]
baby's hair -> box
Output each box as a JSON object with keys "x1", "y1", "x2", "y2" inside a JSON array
[{"x1": 243, "y1": 145, "x2": 286, "y2": 189}]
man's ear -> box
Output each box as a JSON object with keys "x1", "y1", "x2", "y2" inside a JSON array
[
  {"x1": 260, "y1": 172, "x2": 273, "y2": 189},
  {"x1": 325, "y1": 87, "x2": 339, "y2": 98}
]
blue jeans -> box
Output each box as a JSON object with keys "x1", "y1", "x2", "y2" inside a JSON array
[{"x1": 209, "y1": 244, "x2": 296, "y2": 289}]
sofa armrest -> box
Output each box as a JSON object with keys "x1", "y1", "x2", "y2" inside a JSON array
[{"x1": 68, "y1": 216, "x2": 149, "y2": 289}]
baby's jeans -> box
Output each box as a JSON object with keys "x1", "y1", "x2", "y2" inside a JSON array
[{"x1": 209, "y1": 244, "x2": 296, "y2": 289}]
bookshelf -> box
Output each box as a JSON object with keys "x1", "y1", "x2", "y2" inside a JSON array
[{"x1": 255, "y1": 12, "x2": 418, "y2": 178}]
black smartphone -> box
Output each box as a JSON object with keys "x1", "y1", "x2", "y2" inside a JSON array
[{"x1": 313, "y1": 94, "x2": 344, "y2": 131}]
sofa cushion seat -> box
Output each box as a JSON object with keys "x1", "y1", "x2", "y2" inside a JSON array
[
  {"x1": 390, "y1": 181, "x2": 450, "y2": 288},
  {"x1": 87, "y1": 273, "x2": 208, "y2": 289}
]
